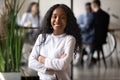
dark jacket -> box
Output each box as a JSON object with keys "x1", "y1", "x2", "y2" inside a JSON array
[{"x1": 93, "y1": 9, "x2": 110, "y2": 46}]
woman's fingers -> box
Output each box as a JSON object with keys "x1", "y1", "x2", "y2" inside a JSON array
[
  {"x1": 37, "y1": 56, "x2": 41, "y2": 62},
  {"x1": 60, "y1": 53, "x2": 67, "y2": 58},
  {"x1": 38, "y1": 55, "x2": 45, "y2": 64}
]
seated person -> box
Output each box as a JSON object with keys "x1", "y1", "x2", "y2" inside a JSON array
[
  {"x1": 77, "y1": 2, "x2": 94, "y2": 65},
  {"x1": 20, "y1": 2, "x2": 40, "y2": 43},
  {"x1": 21, "y1": 2, "x2": 40, "y2": 28},
  {"x1": 87, "y1": 0, "x2": 110, "y2": 66}
]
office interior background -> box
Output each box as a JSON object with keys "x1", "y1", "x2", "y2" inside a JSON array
[{"x1": 0, "y1": 0, "x2": 120, "y2": 80}]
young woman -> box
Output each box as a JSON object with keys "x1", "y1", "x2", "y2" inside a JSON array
[
  {"x1": 21, "y1": 2, "x2": 40, "y2": 27},
  {"x1": 29, "y1": 4, "x2": 81, "y2": 80},
  {"x1": 21, "y1": 2, "x2": 40, "y2": 42}
]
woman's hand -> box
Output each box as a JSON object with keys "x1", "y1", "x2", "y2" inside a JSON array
[
  {"x1": 27, "y1": 23, "x2": 32, "y2": 27},
  {"x1": 37, "y1": 53, "x2": 66, "y2": 71},
  {"x1": 38, "y1": 55, "x2": 45, "y2": 64},
  {"x1": 60, "y1": 53, "x2": 67, "y2": 58},
  {"x1": 38, "y1": 53, "x2": 67, "y2": 63}
]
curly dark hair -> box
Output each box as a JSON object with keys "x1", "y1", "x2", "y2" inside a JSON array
[{"x1": 39, "y1": 4, "x2": 82, "y2": 53}]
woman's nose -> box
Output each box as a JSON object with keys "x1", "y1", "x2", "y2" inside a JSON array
[{"x1": 55, "y1": 17, "x2": 61, "y2": 23}]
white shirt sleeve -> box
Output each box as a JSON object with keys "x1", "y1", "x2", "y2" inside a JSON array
[
  {"x1": 28, "y1": 34, "x2": 47, "y2": 73},
  {"x1": 20, "y1": 13, "x2": 28, "y2": 26},
  {"x1": 44, "y1": 36, "x2": 76, "y2": 71}
]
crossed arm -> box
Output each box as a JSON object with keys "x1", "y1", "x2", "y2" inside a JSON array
[
  {"x1": 37, "y1": 53, "x2": 67, "y2": 71},
  {"x1": 29, "y1": 35, "x2": 76, "y2": 73}
]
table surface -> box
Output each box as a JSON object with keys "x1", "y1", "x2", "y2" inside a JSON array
[
  {"x1": 109, "y1": 22, "x2": 120, "y2": 31},
  {"x1": 19, "y1": 22, "x2": 120, "y2": 31}
]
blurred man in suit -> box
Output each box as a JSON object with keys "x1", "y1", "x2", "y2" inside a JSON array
[{"x1": 88, "y1": 0, "x2": 110, "y2": 66}]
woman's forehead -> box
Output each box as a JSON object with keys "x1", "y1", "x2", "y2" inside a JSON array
[{"x1": 52, "y1": 7, "x2": 66, "y2": 15}]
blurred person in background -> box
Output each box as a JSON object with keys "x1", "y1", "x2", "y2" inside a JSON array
[
  {"x1": 21, "y1": 2, "x2": 40, "y2": 43},
  {"x1": 88, "y1": 0, "x2": 110, "y2": 66},
  {"x1": 29, "y1": 4, "x2": 81, "y2": 80},
  {"x1": 21, "y1": 2, "x2": 40, "y2": 27},
  {"x1": 77, "y1": 2, "x2": 94, "y2": 66}
]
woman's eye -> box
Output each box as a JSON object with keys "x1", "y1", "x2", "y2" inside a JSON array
[
  {"x1": 52, "y1": 15, "x2": 66, "y2": 20},
  {"x1": 61, "y1": 16, "x2": 65, "y2": 19},
  {"x1": 52, "y1": 15, "x2": 57, "y2": 19},
  {"x1": 61, "y1": 15, "x2": 66, "y2": 19}
]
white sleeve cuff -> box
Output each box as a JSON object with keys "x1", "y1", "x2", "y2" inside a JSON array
[{"x1": 44, "y1": 58, "x2": 51, "y2": 68}]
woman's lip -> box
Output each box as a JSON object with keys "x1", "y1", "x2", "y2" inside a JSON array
[{"x1": 54, "y1": 24, "x2": 62, "y2": 27}]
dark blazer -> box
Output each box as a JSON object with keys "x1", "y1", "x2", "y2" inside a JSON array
[{"x1": 93, "y1": 9, "x2": 110, "y2": 47}]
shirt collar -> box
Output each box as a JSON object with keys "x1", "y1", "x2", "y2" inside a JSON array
[{"x1": 51, "y1": 33, "x2": 66, "y2": 38}]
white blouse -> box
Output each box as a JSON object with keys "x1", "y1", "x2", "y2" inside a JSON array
[
  {"x1": 20, "y1": 12, "x2": 39, "y2": 27},
  {"x1": 29, "y1": 33, "x2": 76, "y2": 80}
]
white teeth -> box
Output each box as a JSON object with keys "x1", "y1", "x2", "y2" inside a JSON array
[{"x1": 55, "y1": 24, "x2": 61, "y2": 26}]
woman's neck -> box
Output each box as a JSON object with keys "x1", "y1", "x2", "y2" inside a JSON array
[
  {"x1": 53, "y1": 31, "x2": 64, "y2": 35},
  {"x1": 31, "y1": 12, "x2": 36, "y2": 17}
]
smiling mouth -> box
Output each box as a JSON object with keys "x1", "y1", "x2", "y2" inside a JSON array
[{"x1": 54, "y1": 24, "x2": 62, "y2": 27}]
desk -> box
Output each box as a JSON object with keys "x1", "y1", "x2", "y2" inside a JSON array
[{"x1": 109, "y1": 23, "x2": 120, "y2": 31}]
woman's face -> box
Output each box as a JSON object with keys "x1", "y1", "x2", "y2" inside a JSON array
[
  {"x1": 31, "y1": 4, "x2": 38, "y2": 15},
  {"x1": 51, "y1": 7, "x2": 67, "y2": 34}
]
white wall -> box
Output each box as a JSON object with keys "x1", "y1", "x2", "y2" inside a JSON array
[
  {"x1": 101, "y1": 0, "x2": 120, "y2": 25},
  {"x1": 73, "y1": 0, "x2": 92, "y2": 18}
]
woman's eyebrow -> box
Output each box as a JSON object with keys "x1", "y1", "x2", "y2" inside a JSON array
[
  {"x1": 52, "y1": 13, "x2": 66, "y2": 16},
  {"x1": 61, "y1": 13, "x2": 66, "y2": 16}
]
